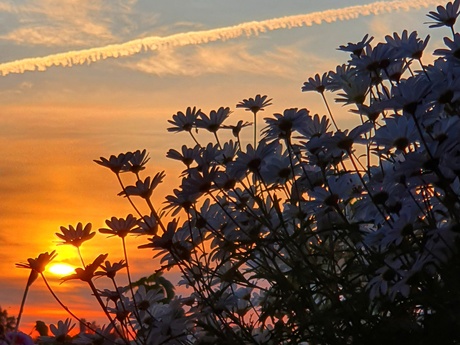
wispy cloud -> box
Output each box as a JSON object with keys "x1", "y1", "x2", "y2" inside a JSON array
[
  {"x1": 122, "y1": 41, "x2": 337, "y2": 79},
  {"x1": 0, "y1": 0, "x2": 440, "y2": 76},
  {"x1": 0, "y1": 0, "x2": 137, "y2": 47}
]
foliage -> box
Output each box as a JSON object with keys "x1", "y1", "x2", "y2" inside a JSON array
[
  {"x1": 9, "y1": 1, "x2": 460, "y2": 344},
  {"x1": 0, "y1": 308, "x2": 16, "y2": 336}
]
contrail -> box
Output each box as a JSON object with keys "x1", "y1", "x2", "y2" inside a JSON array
[{"x1": 0, "y1": 0, "x2": 440, "y2": 76}]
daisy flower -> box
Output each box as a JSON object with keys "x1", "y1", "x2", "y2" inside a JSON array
[
  {"x1": 301, "y1": 72, "x2": 329, "y2": 94},
  {"x1": 16, "y1": 251, "x2": 57, "y2": 286},
  {"x1": 373, "y1": 115, "x2": 419, "y2": 153},
  {"x1": 426, "y1": 0, "x2": 460, "y2": 31},
  {"x1": 262, "y1": 108, "x2": 310, "y2": 141},
  {"x1": 195, "y1": 107, "x2": 230, "y2": 133},
  {"x1": 120, "y1": 171, "x2": 166, "y2": 199},
  {"x1": 236, "y1": 94, "x2": 272, "y2": 114},
  {"x1": 168, "y1": 106, "x2": 199, "y2": 133},
  {"x1": 126, "y1": 149, "x2": 150, "y2": 174},
  {"x1": 337, "y1": 34, "x2": 374, "y2": 57},
  {"x1": 99, "y1": 214, "x2": 138, "y2": 238},
  {"x1": 94, "y1": 152, "x2": 133, "y2": 174},
  {"x1": 55, "y1": 222, "x2": 95, "y2": 248},
  {"x1": 385, "y1": 30, "x2": 430, "y2": 60}
]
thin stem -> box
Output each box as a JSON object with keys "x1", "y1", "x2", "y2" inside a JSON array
[
  {"x1": 213, "y1": 131, "x2": 222, "y2": 149},
  {"x1": 116, "y1": 173, "x2": 143, "y2": 219},
  {"x1": 14, "y1": 277, "x2": 31, "y2": 333},
  {"x1": 189, "y1": 130, "x2": 201, "y2": 147},
  {"x1": 77, "y1": 247, "x2": 85, "y2": 267},
  {"x1": 321, "y1": 92, "x2": 339, "y2": 131},
  {"x1": 39, "y1": 273, "x2": 115, "y2": 342},
  {"x1": 145, "y1": 198, "x2": 167, "y2": 233},
  {"x1": 417, "y1": 58, "x2": 431, "y2": 81},
  {"x1": 88, "y1": 280, "x2": 130, "y2": 345},
  {"x1": 252, "y1": 111, "x2": 257, "y2": 148},
  {"x1": 121, "y1": 237, "x2": 142, "y2": 328}
]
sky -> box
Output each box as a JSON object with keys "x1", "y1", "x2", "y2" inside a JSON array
[{"x1": 0, "y1": 0, "x2": 448, "y2": 335}]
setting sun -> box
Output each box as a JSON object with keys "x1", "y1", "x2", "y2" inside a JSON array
[{"x1": 47, "y1": 263, "x2": 76, "y2": 276}]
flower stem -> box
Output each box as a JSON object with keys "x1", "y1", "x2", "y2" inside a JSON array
[
  {"x1": 88, "y1": 280, "x2": 130, "y2": 345},
  {"x1": 116, "y1": 173, "x2": 143, "y2": 219},
  {"x1": 14, "y1": 277, "x2": 31, "y2": 333},
  {"x1": 321, "y1": 92, "x2": 338, "y2": 131},
  {"x1": 253, "y1": 111, "x2": 257, "y2": 148},
  {"x1": 39, "y1": 273, "x2": 102, "y2": 337}
]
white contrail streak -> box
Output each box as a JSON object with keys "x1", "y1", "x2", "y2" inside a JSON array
[{"x1": 0, "y1": 0, "x2": 440, "y2": 76}]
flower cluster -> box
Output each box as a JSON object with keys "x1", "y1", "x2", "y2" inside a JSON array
[{"x1": 13, "y1": 1, "x2": 460, "y2": 344}]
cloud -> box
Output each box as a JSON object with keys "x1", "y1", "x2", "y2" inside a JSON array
[
  {"x1": 122, "y1": 41, "x2": 336, "y2": 79},
  {"x1": 123, "y1": 44, "x2": 296, "y2": 77},
  {"x1": 0, "y1": 0, "x2": 137, "y2": 47},
  {"x1": 0, "y1": 0, "x2": 441, "y2": 76}
]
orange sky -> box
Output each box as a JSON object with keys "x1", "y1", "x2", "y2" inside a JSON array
[{"x1": 0, "y1": 0, "x2": 445, "y2": 335}]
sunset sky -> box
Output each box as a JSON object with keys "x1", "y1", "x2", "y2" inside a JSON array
[{"x1": 0, "y1": 0, "x2": 447, "y2": 334}]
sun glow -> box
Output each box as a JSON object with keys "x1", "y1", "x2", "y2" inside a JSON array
[{"x1": 47, "y1": 263, "x2": 76, "y2": 276}]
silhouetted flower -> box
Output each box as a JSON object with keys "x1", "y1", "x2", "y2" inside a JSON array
[
  {"x1": 426, "y1": 0, "x2": 460, "y2": 29},
  {"x1": 168, "y1": 106, "x2": 200, "y2": 133},
  {"x1": 62, "y1": 254, "x2": 108, "y2": 283},
  {"x1": 337, "y1": 34, "x2": 374, "y2": 56},
  {"x1": 95, "y1": 260, "x2": 127, "y2": 279},
  {"x1": 166, "y1": 145, "x2": 200, "y2": 168},
  {"x1": 387, "y1": 77, "x2": 431, "y2": 115},
  {"x1": 236, "y1": 94, "x2": 272, "y2": 114},
  {"x1": 55, "y1": 222, "x2": 95, "y2": 248},
  {"x1": 373, "y1": 115, "x2": 419, "y2": 152},
  {"x1": 260, "y1": 149, "x2": 298, "y2": 185},
  {"x1": 195, "y1": 107, "x2": 230, "y2": 133},
  {"x1": 165, "y1": 188, "x2": 197, "y2": 215},
  {"x1": 434, "y1": 33, "x2": 460, "y2": 63},
  {"x1": 322, "y1": 123, "x2": 373, "y2": 154},
  {"x1": 335, "y1": 73, "x2": 371, "y2": 105},
  {"x1": 38, "y1": 319, "x2": 75, "y2": 344},
  {"x1": 97, "y1": 287, "x2": 127, "y2": 303},
  {"x1": 99, "y1": 214, "x2": 138, "y2": 238},
  {"x1": 381, "y1": 59, "x2": 407, "y2": 83},
  {"x1": 326, "y1": 63, "x2": 356, "y2": 91},
  {"x1": 350, "y1": 43, "x2": 393, "y2": 75},
  {"x1": 119, "y1": 172, "x2": 165, "y2": 199},
  {"x1": 297, "y1": 113, "x2": 330, "y2": 139},
  {"x1": 16, "y1": 251, "x2": 57, "y2": 286},
  {"x1": 385, "y1": 30, "x2": 430, "y2": 59},
  {"x1": 263, "y1": 108, "x2": 310, "y2": 140},
  {"x1": 180, "y1": 167, "x2": 218, "y2": 197},
  {"x1": 139, "y1": 220, "x2": 177, "y2": 251},
  {"x1": 302, "y1": 72, "x2": 329, "y2": 93},
  {"x1": 126, "y1": 149, "x2": 150, "y2": 174},
  {"x1": 222, "y1": 120, "x2": 252, "y2": 137},
  {"x1": 227, "y1": 141, "x2": 277, "y2": 179},
  {"x1": 215, "y1": 140, "x2": 238, "y2": 165},
  {"x1": 73, "y1": 324, "x2": 115, "y2": 345},
  {"x1": 134, "y1": 285, "x2": 165, "y2": 311},
  {"x1": 94, "y1": 152, "x2": 133, "y2": 174},
  {"x1": 135, "y1": 212, "x2": 159, "y2": 236}
]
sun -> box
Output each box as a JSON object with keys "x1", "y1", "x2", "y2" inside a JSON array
[{"x1": 47, "y1": 263, "x2": 76, "y2": 276}]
